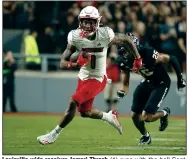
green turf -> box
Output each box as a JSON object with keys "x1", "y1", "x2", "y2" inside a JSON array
[{"x1": 3, "y1": 115, "x2": 187, "y2": 155}]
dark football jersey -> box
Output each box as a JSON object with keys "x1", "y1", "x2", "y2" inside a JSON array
[{"x1": 116, "y1": 45, "x2": 170, "y2": 85}]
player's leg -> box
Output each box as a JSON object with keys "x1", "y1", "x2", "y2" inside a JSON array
[
  {"x1": 110, "y1": 83, "x2": 119, "y2": 111},
  {"x1": 131, "y1": 80, "x2": 153, "y2": 145},
  {"x1": 80, "y1": 106, "x2": 122, "y2": 135},
  {"x1": 77, "y1": 77, "x2": 122, "y2": 134},
  {"x1": 132, "y1": 112, "x2": 147, "y2": 135},
  {"x1": 141, "y1": 83, "x2": 171, "y2": 131},
  {"x1": 104, "y1": 83, "x2": 113, "y2": 112},
  {"x1": 37, "y1": 77, "x2": 122, "y2": 145},
  {"x1": 111, "y1": 99, "x2": 118, "y2": 111},
  {"x1": 37, "y1": 78, "x2": 83, "y2": 145},
  {"x1": 79, "y1": 98, "x2": 102, "y2": 119},
  {"x1": 37, "y1": 97, "x2": 78, "y2": 145},
  {"x1": 58, "y1": 98, "x2": 78, "y2": 127},
  {"x1": 105, "y1": 99, "x2": 112, "y2": 112},
  {"x1": 104, "y1": 83, "x2": 119, "y2": 112},
  {"x1": 54, "y1": 78, "x2": 84, "y2": 129},
  {"x1": 55, "y1": 78, "x2": 108, "y2": 127}
]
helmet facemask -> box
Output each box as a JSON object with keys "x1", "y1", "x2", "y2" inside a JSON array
[
  {"x1": 118, "y1": 44, "x2": 134, "y2": 61},
  {"x1": 126, "y1": 32, "x2": 140, "y2": 46},
  {"x1": 78, "y1": 6, "x2": 102, "y2": 38},
  {"x1": 80, "y1": 18, "x2": 97, "y2": 31}
]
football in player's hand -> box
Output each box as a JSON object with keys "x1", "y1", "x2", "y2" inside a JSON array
[
  {"x1": 70, "y1": 51, "x2": 80, "y2": 62},
  {"x1": 70, "y1": 51, "x2": 89, "y2": 62}
]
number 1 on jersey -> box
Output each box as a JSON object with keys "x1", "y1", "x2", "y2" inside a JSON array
[
  {"x1": 90, "y1": 55, "x2": 96, "y2": 69},
  {"x1": 82, "y1": 47, "x2": 104, "y2": 69}
]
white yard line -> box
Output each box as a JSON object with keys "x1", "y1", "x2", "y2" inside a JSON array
[
  {"x1": 169, "y1": 125, "x2": 186, "y2": 128},
  {"x1": 105, "y1": 146, "x2": 186, "y2": 150},
  {"x1": 135, "y1": 138, "x2": 185, "y2": 142},
  {"x1": 170, "y1": 124, "x2": 186, "y2": 126},
  {"x1": 151, "y1": 132, "x2": 186, "y2": 135},
  {"x1": 168, "y1": 127, "x2": 186, "y2": 130}
]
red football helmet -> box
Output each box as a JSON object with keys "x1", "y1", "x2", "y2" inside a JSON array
[{"x1": 78, "y1": 6, "x2": 102, "y2": 38}]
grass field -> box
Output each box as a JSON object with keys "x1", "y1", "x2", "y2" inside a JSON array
[{"x1": 3, "y1": 113, "x2": 187, "y2": 155}]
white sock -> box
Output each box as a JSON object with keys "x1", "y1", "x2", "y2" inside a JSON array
[
  {"x1": 145, "y1": 132, "x2": 150, "y2": 137},
  {"x1": 102, "y1": 112, "x2": 109, "y2": 121},
  {"x1": 162, "y1": 110, "x2": 167, "y2": 116},
  {"x1": 52, "y1": 125, "x2": 62, "y2": 134}
]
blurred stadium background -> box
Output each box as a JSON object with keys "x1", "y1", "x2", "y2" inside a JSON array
[{"x1": 3, "y1": 1, "x2": 187, "y2": 155}]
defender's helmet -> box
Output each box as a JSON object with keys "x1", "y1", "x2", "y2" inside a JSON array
[
  {"x1": 118, "y1": 33, "x2": 139, "y2": 57},
  {"x1": 125, "y1": 32, "x2": 139, "y2": 46},
  {"x1": 78, "y1": 6, "x2": 102, "y2": 37}
]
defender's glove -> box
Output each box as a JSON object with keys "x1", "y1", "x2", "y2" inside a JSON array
[
  {"x1": 177, "y1": 77, "x2": 186, "y2": 90},
  {"x1": 77, "y1": 52, "x2": 91, "y2": 67},
  {"x1": 133, "y1": 58, "x2": 142, "y2": 72},
  {"x1": 117, "y1": 90, "x2": 126, "y2": 99}
]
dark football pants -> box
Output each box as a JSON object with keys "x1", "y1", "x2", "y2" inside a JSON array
[{"x1": 131, "y1": 80, "x2": 170, "y2": 114}]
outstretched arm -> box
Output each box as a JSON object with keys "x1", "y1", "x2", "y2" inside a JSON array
[
  {"x1": 110, "y1": 33, "x2": 141, "y2": 59},
  {"x1": 156, "y1": 53, "x2": 182, "y2": 79},
  {"x1": 156, "y1": 53, "x2": 186, "y2": 90},
  {"x1": 110, "y1": 33, "x2": 142, "y2": 72}
]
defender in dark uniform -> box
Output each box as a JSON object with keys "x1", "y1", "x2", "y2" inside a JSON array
[{"x1": 116, "y1": 33, "x2": 186, "y2": 145}]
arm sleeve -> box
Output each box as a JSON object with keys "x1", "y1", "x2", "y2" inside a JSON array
[
  {"x1": 106, "y1": 27, "x2": 115, "y2": 43},
  {"x1": 169, "y1": 55, "x2": 182, "y2": 80}
]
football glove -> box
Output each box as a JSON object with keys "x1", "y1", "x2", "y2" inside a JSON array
[
  {"x1": 77, "y1": 52, "x2": 91, "y2": 67},
  {"x1": 117, "y1": 90, "x2": 126, "y2": 99},
  {"x1": 66, "y1": 61, "x2": 73, "y2": 68},
  {"x1": 133, "y1": 58, "x2": 142, "y2": 72},
  {"x1": 177, "y1": 78, "x2": 186, "y2": 90}
]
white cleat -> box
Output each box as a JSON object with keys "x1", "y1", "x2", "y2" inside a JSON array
[
  {"x1": 107, "y1": 110, "x2": 123, "y2": 135},
  {"x1": 37, "y1": 131, "x2": 59, "y2": 145}
]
